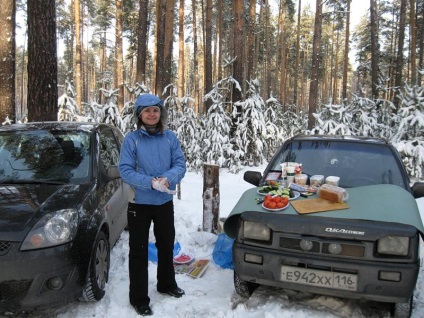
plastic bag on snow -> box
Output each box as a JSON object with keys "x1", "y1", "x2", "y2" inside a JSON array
[
  {"x1": 212, "y1": 233, "x2": 234, "y2": 269},
  {"x1": 148, "y1": 241, "x2": 181, "y2": 263}
]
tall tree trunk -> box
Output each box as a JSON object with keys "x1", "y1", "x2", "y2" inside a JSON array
[
  {"x1": 418, "y1": 2, "x2": 424, "y2": 85},
  {"x1": 279, "y1": 1, "x2": 286, "y2": 105},
  {"x1": 232, "y1": 0, "x2": 244, "y2": 103},
  {"x1": 217, "y1": 0, "x2": 223, "y2": 81},
  {"x1": 163, "y1": 0, "x2": 175, "y2": 98},
  {"x1": 264, "y1": 0, "x2": 271, "y2": 99},
  {"x1": 247, "y1": 0, "x2": 256, "y2": 81},
  {"x1": 370, "y1": 0, "x2": 380, "y2": 100},
  {"x1": 409, "y1": 0, "x2": 417, "y2": 84},
  {"x1": 342, "y1": 0, "x2": 351, "y2": 100},
  {"x1": 115, "y1": 0, "x2": 124, "y2": 111},
  {"x1": 293, "y1": 0, "x2": 301, "y2": 105},
  {"x1": 27, "y1": 0, "x2": 58, "y2": 122},
  {"x1": 0, "y1": 0, "x2": 16, "y2": 122},
  {"x1": 155, "y1": 0, "x2": 167, "y2": 96},
  {"x1": 394, "y1": 0, "x2": 407, "y2": 109},
  {"x1": 178, "y1": 0, "x2": 185, "y2": 99},
  {"x1": 136, "y1": 0, "x2": 149, "y2": 84},
  {"x1": 204, "y1": 0, "x2": 213, "y2": 111},
  {"x1": 307, "y1": 0, "x2": 323, "y2": 130},
  {"x1": 75, "y1": 0, "x2": 82, "y2": 113},
  {"x1": 192, "y1": 0, "x2": 200, "y2": 114}
]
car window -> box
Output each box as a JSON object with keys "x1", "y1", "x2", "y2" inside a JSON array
[
  {"x1": 99, "y1": 129, "x2": 120, "y2": 170},
  {"x1": 0, "y1": 130, "x2": 91, "y2": 184},
  {"x1": 269, "y1": 140, "x2": 407, "y2": 189}
]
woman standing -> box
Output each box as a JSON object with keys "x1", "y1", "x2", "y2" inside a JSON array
[{"x1": 119, "y1": 94, "x2": 186, "y2": 316}]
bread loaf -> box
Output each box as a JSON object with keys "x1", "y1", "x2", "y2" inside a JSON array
[{"x1": 318, "y1": 184, "x2": 348, "y2": 203}]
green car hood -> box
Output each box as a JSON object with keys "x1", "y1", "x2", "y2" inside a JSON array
[{"x1": 224, "y1": 184, "x2": 424, "y2": 239}]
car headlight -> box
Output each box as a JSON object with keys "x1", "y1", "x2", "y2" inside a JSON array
[
  {"x1": 377, "y1": 236, "x2": 410, "y2": 256},
  {"x1": 21, "y1": 209, "x2": 78, "y2": 251},
  {"x1": 243, "y1": 221, "x2": 271, "y2": 241}
]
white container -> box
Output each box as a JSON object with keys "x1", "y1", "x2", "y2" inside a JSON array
[
  {"x1": 310, "y1": 175, "x2": 324, "y2": 186},
  {"x1": 294, "y1": 174, "x2": 308, "y2": 185},
  {"x1": 326, "y1": 176, "x2": 340, "y2": 186}
]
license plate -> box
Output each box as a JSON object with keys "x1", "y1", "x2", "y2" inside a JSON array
[{"x1": 280, "y1": 265, "x2": 357, "y2": 291}]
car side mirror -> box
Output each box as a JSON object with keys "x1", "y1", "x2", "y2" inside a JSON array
[
  {"x1": 411, "y1": 182, "x2": 424, "y2": 198},
  {"x1": 244, "y1": 171, "x2": 262, "y2": 186},
  {"x1": 106, "y1": 165, "x2": 121, "y2": 180}
]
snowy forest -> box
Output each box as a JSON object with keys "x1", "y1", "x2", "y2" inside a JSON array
[{"x1": 0, "y1": 0, "x2": 423, "y2": 180}]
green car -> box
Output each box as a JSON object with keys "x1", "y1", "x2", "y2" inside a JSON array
[{"x1": 224, "y1": 135, "x2": 424, "y2": 318}]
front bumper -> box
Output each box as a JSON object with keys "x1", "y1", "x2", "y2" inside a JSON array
[
  {"x1": 0, "y1": 241, "x2": 84, "y2": 312},
  {"x1": 233, "y1": 241, "x2": 419, "y2": 303}
]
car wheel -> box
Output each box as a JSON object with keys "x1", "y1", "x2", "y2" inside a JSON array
[
  {"x1": 80, "y1": 231, "x2": 110, "y2": 302},
  {"x1": 392, "y1": 295, "x2": 413, "y2": 318},
  {"x1": 234, "y1": 271, "x2": 258, "y2": 297}
]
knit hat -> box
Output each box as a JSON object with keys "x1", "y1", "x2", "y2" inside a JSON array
[{"x1": 134, "y1": 94, "x2": 164, "y2": 117}]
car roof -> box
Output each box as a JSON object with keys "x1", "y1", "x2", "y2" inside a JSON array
[
  {"x1": 289, "y1": 134, "x2": 389, "y2": 145},
  {"x1": 0, "y1": 121, "x2": 114, "y2": 133}
]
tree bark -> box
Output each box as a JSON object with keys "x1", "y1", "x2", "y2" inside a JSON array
[
  {"x1": 0, "y1": 0, "x2": 16, "y2": 122},
  {"x1": 232, "y1": 0, "x2": 244, "y2": 103},
  {"x1": 178, "y1": 0, "x2": 185, "y2": 99},
  {"x1": 202, "y1": 164, "x2": 220, "y2": 234},
  {"x1": 27, "y1": 0, "x2": 58, "y2": 122},
  {"x1": 204, "y1": 0, "x2": 213, "y2": 111},
  {"x1": 136, "y1": 0, "x2": 149, "y2": 84},
  {"x1": 308, "y1": 0, "x2": 323, "y2": 130},
  {"x1": 393, "y1": 0, "x2": 407, "y2": 108},
  {"x1": 370, "y1": 0, "x2": 380, "y2": 100},
  {"x1": 75, "y1": 0, "x2": 82, "y2": 113},
  {"x1": 409, "y1": 0, "x2": 417, "y2": 85},
  {"x1": 115, "y1": 0, "x2": 124, "y2": 111},
  {"x1": 293, "y1": 0, "x2": 301, "y2": 105},
  {"x1": 342, "y1": 0, "x2": 351, "y2": 100}
]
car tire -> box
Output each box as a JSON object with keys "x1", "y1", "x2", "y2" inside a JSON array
[
  {"x1": 234, "y1": 271, "x2": 258, "y2": 297},
  {"x1": 392, "y1": 295, "x2": 413, "y2": 318},
  {"x1": 80, "y1": 231, "x2": 110, "y2": 302}
]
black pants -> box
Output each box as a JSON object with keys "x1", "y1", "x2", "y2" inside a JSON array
[{"x1": 127, "y1": 201, "x2": 177, "y2": 307}]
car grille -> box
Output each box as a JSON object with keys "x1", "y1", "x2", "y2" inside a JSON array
[
  {"x1": 279, "y1": 236, "x2": 366, "y2": 258},
  {"x1": 0, "y1": 280, "x2": 32, "y2": 301},
  {"x1": 0, "y1": 241, "x2": 12, "y2": 256}
]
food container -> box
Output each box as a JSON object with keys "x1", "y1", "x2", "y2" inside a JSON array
[
  {"x1": 286, "y1": 166, "x2": 295, "y2": 184},
  {"x1": 294, "y1": 174, "x2": 308, "y2": 185},
  {"x1": 325, "y1": 176, "x2": 340, "y2": 186},
  {"x1": 310, "y1": 175, "x2": 324, "y2": 187},
  {"x1": 317, "y1": 184, "x2": 349, "y2": 202}
]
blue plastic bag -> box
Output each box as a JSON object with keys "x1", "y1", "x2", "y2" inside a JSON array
[
  {"x1": 212, "y1": 233, "x2": 234, "y2": 269},
  {"x1": 148, "y1": 241, "x2": 181, "y2": 263}
]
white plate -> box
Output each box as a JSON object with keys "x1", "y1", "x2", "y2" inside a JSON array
[
  {"x1": 262, "y1": 202, "x2": 290, "y2": 211},
  {"x1": 173, "y1": 253, "x2": 194, "y2": 264}
]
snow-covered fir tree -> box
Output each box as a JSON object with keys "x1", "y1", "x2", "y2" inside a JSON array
[
  {"x1": 391, "y1": 85, "x2": 424, "y2": 179},
  {"x1": 202, "y1": 77, "x2": 235, "y2": 167},
  {"x1": 232, "y1": 79, "x2": 267, "y2": 166},
  {"x1": 175, "y1": 96, "x2": 203, "y2": 171}
]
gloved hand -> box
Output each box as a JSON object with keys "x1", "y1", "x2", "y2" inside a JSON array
[{"x1": 152, "y1": 177, "x2": 176, "y2": 195}]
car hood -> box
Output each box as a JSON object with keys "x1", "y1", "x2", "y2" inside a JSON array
[
  {"x1": 224, "y1": 184, "x2": 424, "y2": 239},
  {"x1": 0, "y1": 183, "x2": 92, "y2": 238}
]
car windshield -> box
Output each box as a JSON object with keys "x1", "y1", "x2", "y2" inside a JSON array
[
  {"x1": 0, "y1": 129, "x2": 91, "y2": 184},
  {"x1": 269, "y1": 140, "x2": 407, "y2": 189}
]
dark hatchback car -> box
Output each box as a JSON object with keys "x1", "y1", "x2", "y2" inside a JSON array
[
  {"x1": 224, "y1": 135, "x2": 424, "y2": 318},
  {"x1": 0, "y1": 122, "x2": 130, "y2": 313}
]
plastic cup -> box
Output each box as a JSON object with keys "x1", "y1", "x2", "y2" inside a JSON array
[
  {"x1": 326, "y1": 176, "x2": 340, "y2": 186},
  {"x1": 294, "y1": 174, "x2": 308, "y2": 185}
]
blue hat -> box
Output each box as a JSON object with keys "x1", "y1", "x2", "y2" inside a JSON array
[{"x1": 134, "y1": 94, "x2": 164, "y2": 116}]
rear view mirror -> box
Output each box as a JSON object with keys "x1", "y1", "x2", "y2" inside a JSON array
[{"x1": 244, "y1": 171, "x2": 262, "y2": 186}]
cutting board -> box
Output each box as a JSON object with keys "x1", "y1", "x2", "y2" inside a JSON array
[{"x1": 291, "y1": 198, "x2": 349, "y2": 214}]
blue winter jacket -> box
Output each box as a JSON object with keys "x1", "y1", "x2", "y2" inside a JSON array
[{"x1": 118, "y1": 128, "x2": 186, "y2": 205}]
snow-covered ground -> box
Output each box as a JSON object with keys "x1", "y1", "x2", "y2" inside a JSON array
[{"x1": 9, "y1": 165, "x2": 424, "y2": 318}]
